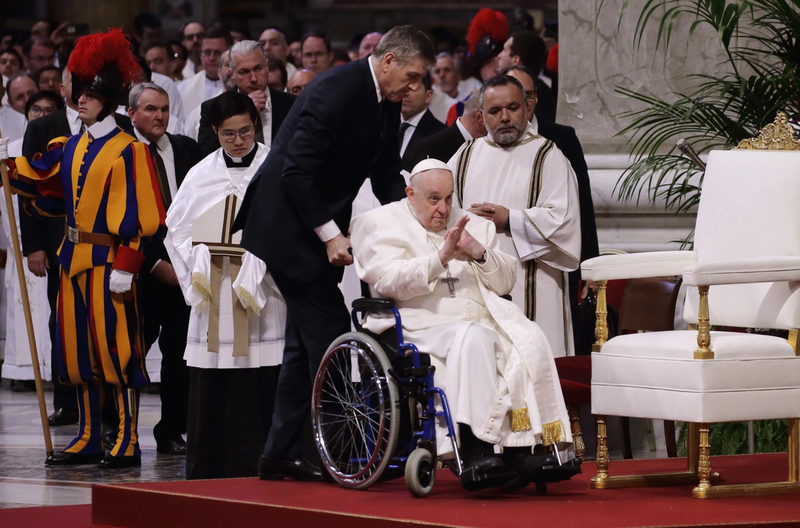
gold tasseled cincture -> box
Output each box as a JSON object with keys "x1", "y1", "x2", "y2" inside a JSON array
[
  {"x1": 510, "y1": 408, "x2": 532, "y2": 432},
  {"x1": 542, "y1": 420, "x2": 567, "y2": 446}
]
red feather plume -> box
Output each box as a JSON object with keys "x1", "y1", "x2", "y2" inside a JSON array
[
  {"x1": 67, "y1": 28, "x2": 142, "y2": 85},
  {"x1": 467, "y1": 8, "x2": 509, "y2": 54}
]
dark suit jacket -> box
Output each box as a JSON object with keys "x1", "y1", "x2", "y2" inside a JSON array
[
  {"x1": 404, "y1": 121, "x2": 468, "y2": 169},
  {"x1": 142, "y1": 133, "x2": 202, "y2": 272},
  {"x1": 537, "y1": 120, "x2": 599, "y2": 275},
  {"x1": 20, "y1": 110, "x2": 133, "y2": 258},
  {"x1": 401, "y1": 109, "x2": 447, "y2": 170},
  {"x1": 534, "y1": 79, "x2": 556, "y2": 124},
  {"x1": 235, "y1": 57, "x2": 407, "y2": 282},
  {"x1": 197, "y1": 87, "x2": 296, "y2": 157}
]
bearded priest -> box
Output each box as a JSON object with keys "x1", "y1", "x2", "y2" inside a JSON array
[
  {"x1": 448, "y1": 74, "x2": 581, "y2": 357},
  {"x1": 349, "y1": 159, "x2": 581, "y2": 492}
]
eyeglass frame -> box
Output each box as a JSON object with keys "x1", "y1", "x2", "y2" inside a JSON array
[{"x1": 217, "y1": 125, "x2": 256, "y2": 143}]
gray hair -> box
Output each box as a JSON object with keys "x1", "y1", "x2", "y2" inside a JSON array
[
  {"x1": 128, "y1": 82, "x2": 169, "y2": 110},
  {"x1": 434, "y1": 51, "x2": 461, "y2": 74},
  {"x1": 229, "y1": 40, "x2": 266, "y2": 70},
  {"x1": 479, "y1": 74, "x2": 525, "y2": 109},
  {"x1": 372, "y1": 25, "x2": 436, "y2": 66},
  {"x1": 463, "y1": 89, "x2": 481, "y2": 116}
]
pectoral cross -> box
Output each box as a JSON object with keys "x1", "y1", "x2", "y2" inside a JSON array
[{"x1": 443, "y1": 275, "x2": 460, "y2": 298}]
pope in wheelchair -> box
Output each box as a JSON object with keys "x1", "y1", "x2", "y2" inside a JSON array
[{"x1": 311, "y1": 160, "x2": 580, "y2": 496}]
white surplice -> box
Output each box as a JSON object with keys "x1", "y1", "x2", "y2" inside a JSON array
[
  {"x1": 165, "y1": 144, "x2": 286, "y2": 369},
  {"x1": 448, "y1": 131, "x2": 582, "y2": 357},
  {"x1": 350, "y1": 199, "x2": 570, "y2": 453},
  {"x1": 0, "y1": 196, "x2": 51, "y2": 380}
]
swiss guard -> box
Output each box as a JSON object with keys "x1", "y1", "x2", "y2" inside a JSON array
[{"x1": 0, "y1": 28, "x2": 166, "y2": 467}]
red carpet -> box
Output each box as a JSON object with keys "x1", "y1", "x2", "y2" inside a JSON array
[{"x1": 3, "y1": 454, "x2": 800, "y2": 528}]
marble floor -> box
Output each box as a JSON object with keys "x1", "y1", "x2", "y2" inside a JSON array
[{"x1": 0, "y1": 379, "x2": 185, "y2": 509}]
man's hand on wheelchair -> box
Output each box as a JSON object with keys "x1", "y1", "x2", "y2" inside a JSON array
[
  {"x1": 439, "y1": 215, "x2": 485, "y2": 265},
  {"x1": 326, "y1": 233, "x2": 354, "y2": 267}
]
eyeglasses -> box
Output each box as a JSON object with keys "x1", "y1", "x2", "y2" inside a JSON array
[
  {"x1": 219, "y1": 126, "x2": 255, "y2": 143},
  {"x1": 29, "y1": 105, "x2": 56, "y2": 117}
]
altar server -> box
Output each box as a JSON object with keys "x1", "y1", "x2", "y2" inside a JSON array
[{"x1": 165, "y1": 91, "x2": 285, "y2": 479}]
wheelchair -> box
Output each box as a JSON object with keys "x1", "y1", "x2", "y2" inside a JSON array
[{"x1": 311, "y1": 296, "x2": 464, "y2": 498}]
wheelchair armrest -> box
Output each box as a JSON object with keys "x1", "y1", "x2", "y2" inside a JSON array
[{"x1": 352, "y1": 298, "x2": 396, "y2": 312}]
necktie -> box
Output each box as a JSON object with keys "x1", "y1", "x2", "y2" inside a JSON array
[
  {"x1": 398, "y1": 122, "x2": 411, "y2": 147},
  {"x1": 149, "y1": 143, "x2": 171, "y2": 208}
]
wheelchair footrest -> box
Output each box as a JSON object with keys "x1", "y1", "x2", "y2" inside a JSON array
[{"x1": 459, "y1": 467, "x2": 518, "y2": 492}]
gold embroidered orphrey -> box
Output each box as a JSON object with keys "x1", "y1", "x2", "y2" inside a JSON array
[{"x1": 735, "y1": 112, "x2": 800, "y2": 151}]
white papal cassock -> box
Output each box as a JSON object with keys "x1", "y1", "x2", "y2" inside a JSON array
[
  {"x1": 0, "y1": 195, "x2": 51, "y2": 381},
  {"x1": 350, "y1": 199, "x2": 570, "y2": 453},
  {"x1": 165, "y1": 144, "x2": 285, "y2": 369},
  {"x1": 448, "y1": 131, "x2": 582, "y2": 357}
]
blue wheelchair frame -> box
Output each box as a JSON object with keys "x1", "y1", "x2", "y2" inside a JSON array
[{"x1": 351, "y1": 303, "x2": 464, "y2": 476}]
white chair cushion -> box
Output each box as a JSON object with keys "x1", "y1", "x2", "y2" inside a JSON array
[
  {"x1": 601, "y1": 330, "x2": 795, "y2": 360},
  {"x1": 592, "y1": 332, "x2": 800, "y2": 423},
  {"x1": 581, "y1": 251, "x2": 697, "y2": 281}
]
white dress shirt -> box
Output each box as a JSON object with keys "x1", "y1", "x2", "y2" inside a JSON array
[
  {"x1": 312, "y1": 56, "x2": 385, "y2": 244},
  {"x1": 259, "y1": 89, "x2": 273, "y2": 148},
  {"x1": 66, "y1": 105, "x2": 82, "y2": 135},
  {"x1": 456, "y1": 117, "x2": 473, "y2": 142},
  {"x1": 399, "y1": 109, "x2": 425, "y2": 157}
]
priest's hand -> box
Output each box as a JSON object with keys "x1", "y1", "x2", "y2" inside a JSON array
[
  {"x1": 468, "y1": 202, "x2": 509, "y2": 232},
  {"x1": 27, "y1": 250, "x2": 49, "y2": 277},
  {"x1": 153, "y1": 261, "x2": 180, "y2": 286},
  {"x1": 248, "y1": 90, "x2": 268, "y2": 111},
  {"x1": 326, "y1": 234, "x2": 354, "y2": 267}
]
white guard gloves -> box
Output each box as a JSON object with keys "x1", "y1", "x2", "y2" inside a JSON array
[
  {"x1": 0, "y1": 137, "x2": 9, "y2": 161},
  {"x1": 109, "y1": 269, "x2": 134, "y2": 294}
]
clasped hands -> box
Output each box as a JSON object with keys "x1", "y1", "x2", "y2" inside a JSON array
[
  {"x1": 438, "y1": 216, "x2": 485, "y2": 266},
  {"x1": 468, "y1": 202, "x2": 509, "y2": 232}
]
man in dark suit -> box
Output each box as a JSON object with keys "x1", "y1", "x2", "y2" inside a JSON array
[
  {"x1": 235, "y1": 26, "x2": 436, "y2": 482},
  {"x1": 502, "y1": 66, "x2": 600, "y2": 350},
  {"x1": 399, "y1": 72, "x2": 446, "y2": 170},
  {"x1": 497, "y1": 31, "x2": 556, "y2": 123},
  {"x1": 127, "y1": 82, "x2": 201, "y2": 455},
  {"x1": 21, "y1": 69, "x2": 134, "y2": 426},
  {"x1": 197, "y1": 40, "x2": 295, "y2": 157},
  {"x1": 404, "y1": 90, "x2": 487, "y2": 168}
]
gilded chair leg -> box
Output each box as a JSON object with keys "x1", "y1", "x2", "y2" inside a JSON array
[
  {"x1": 687, "y1": 422, "x2": 700, "y2": 473},
  {"x1": 590, "y1": 415, "x2": 609, "y2": 488},
  {"x1": 789, "y1": 418, "x2": 799, "y2": 483},
  {"x1": 568, "y1": 408, "x2": 585, "y2": 460},
  {"x1": 692, "y1": 423, "x2": 712, "y2": 498}
]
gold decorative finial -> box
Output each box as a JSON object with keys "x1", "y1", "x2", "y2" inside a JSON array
[{"x1": 735, "y1": 112, "x2": 800, "y2": 150}]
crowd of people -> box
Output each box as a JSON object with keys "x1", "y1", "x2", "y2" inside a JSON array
[{"x1": 0, "y1": 7, "x2": 597, "y2": 492}]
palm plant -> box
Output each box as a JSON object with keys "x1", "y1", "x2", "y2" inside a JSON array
[
  {"x1": 602, "y1": 0, "x2": 800, "y2": 454},
  {"x1": 604, "y1": 0, "x2": 800, "y2": 218}
]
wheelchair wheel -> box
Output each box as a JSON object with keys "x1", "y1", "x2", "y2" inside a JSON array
[
  {"x1": 405, "y1": 448, "x2": 435, "y2": 498},
  {"x1": 312, "y1": 332, "x2": 400, "y2": 490}
]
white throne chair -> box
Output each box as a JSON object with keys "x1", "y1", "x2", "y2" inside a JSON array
[{"x1": 581, "y1": 113, "x2": 800, "y2": 499}]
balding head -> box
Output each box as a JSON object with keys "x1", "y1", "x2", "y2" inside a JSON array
[
  {"x1": 359, "y1": 32, "x2": 383, "y2": 59},
  {"x1": 407, "y1": 167, "x2": 454, "y2": 232},
  {"x1": 287, "y1": 69, "x2": 315, "y2": 96}
]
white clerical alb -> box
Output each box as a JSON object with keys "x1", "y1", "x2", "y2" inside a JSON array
[
  {"x1": 350, "y1": 199, "x2": 571, "y2": 453},
  {"x1": 449, "y1": 130, "x2": 582, "y2": 357},
  {"x1": 165, "y1": 143, "x2": 286, "y2": 369}
]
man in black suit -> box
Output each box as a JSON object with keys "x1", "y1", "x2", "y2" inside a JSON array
[
  {"x1": 404, "y1": 89, "x2": 487, "y2": 169},
  {"x1": 197, "y1": 40, "x2": 295, "y2": 157},
  {"x1": 21, "y1": 69, "x2": 134, "y2": 426},
  {"x1": 236, "y1": 26, "x2": 436, "y2": 481},
  {"x1": 502, "y1": 66, "x2": 600, "y2": 350},
  {"x1": 399, "y1": 72, "x2": 446, "y2": 170},
  {"x1": 128, "y1": 82, "x2": 201, "y2": 455},
  {"x1": 497, "y1": 31, "x2": 556, "y2": 123}
]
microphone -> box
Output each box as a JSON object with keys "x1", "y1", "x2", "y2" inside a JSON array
[{"x1": 677, "y1": 138, "x2": 706, "y2": 171}]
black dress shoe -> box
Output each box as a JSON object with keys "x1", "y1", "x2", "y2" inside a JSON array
[
  {"x1": 156, "y1": 436, "x2": 187, "y2": 455},
  {"x1": 258, "y1": 456, "x2": 323, "y2": 481},
  {"x1": 48, "y1": 408, "x2": 79, "y2": 427},
  {"x1": 459, "y1": 454, "x2": 517, "y2": 492},
  {"x1": 11, "y1": 380, "x2": 36, "y2": 392},
  {"x1": 501, "y1": 450, "x2": 583, "y2": 491},
  {"x1": 102, "y1": 429, "x2": 118, "y2": 452},
  {"x1": 99, "y1": 454, "x2": 141, "y2": 468},
  {"x1": 45, "y1": 451, "x2": 103, "y2": 466}
]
